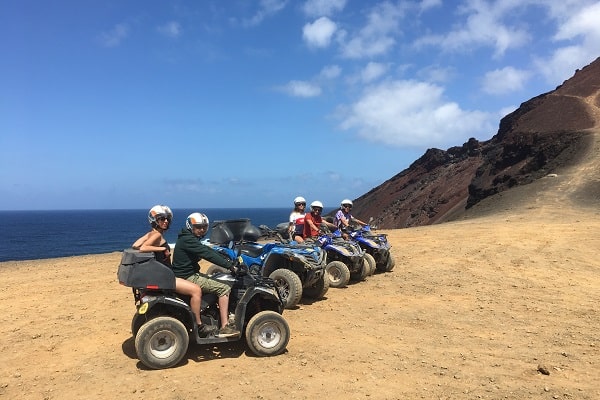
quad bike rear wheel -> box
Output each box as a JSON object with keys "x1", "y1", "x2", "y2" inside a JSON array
[
  {"x1": 131, "y1": 312, "x2": 145, "y2": 337},
  {"x1": 135, "y1": 316, "x2": 189, "y2": 370},
  {"x1": 245, "y1": 310, "x2": 290, "y2": 357}
]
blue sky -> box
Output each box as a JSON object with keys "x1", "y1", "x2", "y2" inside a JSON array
[{"x1": 2, "y1": 0, "x2": 599, "y2": 210}]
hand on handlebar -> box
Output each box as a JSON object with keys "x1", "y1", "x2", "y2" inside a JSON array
[{"x1": 230, "y1": 256, "x2": 248, "y2": 274}]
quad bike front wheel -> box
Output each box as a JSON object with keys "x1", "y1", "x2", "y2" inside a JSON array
[
  {"x1": 364, "y1": 253, "x2": 376, "y2": 276},
  {"x1": 135, "y1": 316, "x2": 189, "y2": 370},
  {"x1": 245, "y1": 311, "x2": 290, "y2": 357},
  {"x1": 351, "y1": 258, "x2": 369, "y2": 282},
  {"x1": 376, "y1": 252, "x2": 395, "y2": 272},
  {"x1": 384, "y1": 255, "x2": 395, "y2": 272},
  {"x1": 269, "y1": 268, "x2": 303, "y2": 309},
  {"x1": 302, "y1": 273, "x2": 330, "y2": 299}
]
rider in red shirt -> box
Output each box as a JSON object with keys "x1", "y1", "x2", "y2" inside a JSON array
[{"x1": 303, "y1": 200, "x2": 337, "y2": 239}]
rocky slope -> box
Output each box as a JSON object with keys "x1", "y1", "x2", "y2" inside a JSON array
[{"x1": 351, "y1": 57, "x2": 600, "y2": 229}]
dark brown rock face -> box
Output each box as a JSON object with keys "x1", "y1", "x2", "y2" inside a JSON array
[{"x1": 351, "y1": 57, "x2": 600, "y2": 229}]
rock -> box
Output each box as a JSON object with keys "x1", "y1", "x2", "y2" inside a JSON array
[{"x1": 537, "y1": 364, "x2": 550, "y2": 375}]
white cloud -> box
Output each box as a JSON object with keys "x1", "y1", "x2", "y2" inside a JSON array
[
  {"x1": 280, "y1": 80, "x2": 322, "y2": 97},
  {"x1": 419, "y1": 0, "x2": 442, "y2": 13},
  {"x1": 536, "y1": 1, "x2": 600, "y2": 84},
  {"x1": 482, "y1": 66, "x2": 530, "y2": 95},
  {"x1": 339, "y1": 2, "x2": 406, "y2": 59},
  {"x1": 243, "y1": 0, "x2": 288, "y2": 27},
  {"x1": 302, "y1": 0, "x2": 347, "y2": 17},
  {"x1": 279, "y1": 65, "x2": 338, "y2": 98},
  {"x1": 414, "y1": 1, "x2": 530, "y2": 58},
  {"x1": 554, "y1": 2, "x2": 600, "y2": 40},
  {"x1": 534, "y1": 46, "x2": 595, "y2": 85},
  {"x1": 417, "y1": 65, "x2": 455, "y2": 84},
  {"x1": 157, "y1": 21, "x2": 182, "y2": 38},
  {"x1": 303, "y1": 17, "x2": 338, "y2": 48},
  {"x1": 319, "y1": 64, "x2": 342, "y2": 79},
  {"x1": 97, "y1": 23, "x2": 129, "y2": 47},
  {"x1": 360, "y1": 62, "x2": 389, "y2": 83},
  {"x1": 338, "y1": 80, "x2": 492, "y2": 147}
]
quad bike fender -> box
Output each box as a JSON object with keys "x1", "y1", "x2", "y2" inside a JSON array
[
  {"x1": 233, "y1": 284, "x2": 284, "y2": 328},
  {"x1": 261, "y1": 251, "x2": 325, "y2": 278},
  {"x1": 325, "y1": 243, "x2": 354, "y2": 257},
  {"x1": 136, "y1": 295, "x2": 195, "y2": 331},
  {"x1": 356, "y1": 237, "x2": 380, "y2": 249},
  {"x1": 302, "y1": 268, "x2": 325, "y2": 288}
]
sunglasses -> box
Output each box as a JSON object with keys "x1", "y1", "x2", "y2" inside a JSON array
[
  {"x1": 312, "y1": 207, "x2": 323, "y2": 212},
  {"x1": 343, "y1": 204, "x2": 352, "y2": 209},
  {"x1": 157, "y1": 216, "x2": 171, "y2": 222},
  {"x1": 192, "y1": 224, "x2": 208, "y2": 229},
  {"x1": 296, "y1": 203, "x2": 306, "y2": 206}
]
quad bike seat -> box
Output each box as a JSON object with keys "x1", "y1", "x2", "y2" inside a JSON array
[
  {"x1": 210, "y1": 219, "x2": 262, "y2": 245},
  {"x1": 117, "y1": 248, "x2": 176, "y2": 290}
]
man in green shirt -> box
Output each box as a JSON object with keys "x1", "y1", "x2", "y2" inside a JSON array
[{"x1": 172, "y1": 212, "x2": 239, "y2": 338}]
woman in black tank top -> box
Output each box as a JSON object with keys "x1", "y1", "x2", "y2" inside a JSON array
[{"x1": 132, "y1": 206, "x2": 207, "y2": 333}]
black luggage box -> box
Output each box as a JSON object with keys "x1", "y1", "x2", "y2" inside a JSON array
[{"x1": 117, "y1": 248, "x2": 176, "y2": 290}]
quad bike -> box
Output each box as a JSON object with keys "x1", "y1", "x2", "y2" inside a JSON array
[
  {"x1": 117, "y1": 248, "x2": 290, "y2": 370},
  {"x1": 205, "y1": 219, "x2": 329, "y2": 309},
  {"x1": 314, "y1": 226, "x2": 369, "y2": 288},
  {"x1": 346, "y1": 220, "x2": 394, "y2": 272}
]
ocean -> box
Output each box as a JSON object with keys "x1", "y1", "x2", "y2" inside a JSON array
[{"x1": 0, "y1": 208, "x2": 322, "y2": 262}]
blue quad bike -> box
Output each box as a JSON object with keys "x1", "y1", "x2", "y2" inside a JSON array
[
  {"x1": 117, "y1": 248, "x2": 290, "y2": 370},
  {"x1": 205, "y1": 219, "x2": 329, "y2": 309},
  {"x1": 346, "y1": 221, "x2": 395, "y2": 273},
  {"x1": 313, "y1": 227, "x2": 371, "y2": 288}
]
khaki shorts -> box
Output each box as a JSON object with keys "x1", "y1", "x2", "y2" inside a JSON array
[{"x1": 186, "y1": 273, "x2": 231, "y2": 297}]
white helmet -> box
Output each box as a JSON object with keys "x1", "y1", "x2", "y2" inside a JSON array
[
  {"x1": 186, "y1": 212, "x2": 210, "y2": 231},
  {"x1": 341, "y1": 199, "x2": 353, "y2": 207},
  {"x1": 148, "y1": 205, "x2": 173, "y2": 226},
  {"x1": 293, "y1": 196, "x2": 306, "y2": 205},
  {"x1": 310, "y1": 200, "x2": 323, "y2": 210}
]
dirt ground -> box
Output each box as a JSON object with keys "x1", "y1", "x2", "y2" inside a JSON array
[
  {"x1": 1, "y1": 137, "x2": 599, "y2": 399},
  {"x1": 0, "y1": 202, "x2": 598, "y2": 400}
]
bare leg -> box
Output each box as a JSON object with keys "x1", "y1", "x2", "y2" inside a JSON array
[
  {"x1": 175, "y1": 278, "x2": 202, "y2": 325},
  {"x1": 218, "y1": 295, "x2": 230, "y2": 328}
]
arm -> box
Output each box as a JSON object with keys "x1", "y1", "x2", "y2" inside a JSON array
[
  {"x1": 288, "y1": 212, "x2": 295, "y2": 235},
  {"x1": 324, "y1": 219, "x2": 338, "y2": 230},
  {"x1": 134, "y1": 231, "x2": 165, "y2": 252},
  {"x1": 304, "y1": 214, "x2": 319, "y2": 237},
  {"x1": 335, "y1": 210, "x2": 350, "y2": 229},
  {"x1": 131, "y1": 232, "x2": 150, "y2": 249},
  {"x1": 350, "y1": 215, "x2": 367, "y2": 226},
  {"x1": 183, "y1": 237, "x2": 234, "y2": 268},
  {"x1": 306, "y1": 217, "x2": 318, "y2": 233}
]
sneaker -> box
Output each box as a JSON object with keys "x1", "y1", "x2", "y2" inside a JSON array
[
  {"x1": 216, "y1": 324, "x2": 239, "y2": 338},
  {"x1": 198, "y1": 324, "x2": 217, "y2": 338}
]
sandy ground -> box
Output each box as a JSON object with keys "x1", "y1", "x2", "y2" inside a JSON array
[{"x1": 1, "y1": 193, "x2": 598, "y2": 399}]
